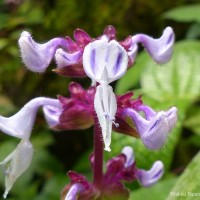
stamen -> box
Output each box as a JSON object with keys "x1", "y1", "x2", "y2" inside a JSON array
[{"x1": 103, "y1": 113, "x2": 119, "y2": 127}]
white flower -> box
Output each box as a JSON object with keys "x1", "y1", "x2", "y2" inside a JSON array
[{"x1": 83, "y1": 39, "x2": 128, "y2": 151}]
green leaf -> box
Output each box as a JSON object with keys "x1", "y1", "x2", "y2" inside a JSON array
[
  {"x1": 163, "y1": 4, "x2": 200, "y2": 23},
  {"x1": 166, "y1": 152, "x2": 200, "y2": 200},
  {"x1": 129, "y1": 177, "x2": 177, "y2": 200},
  {"x1": 115, "y1": 53, "x2": 147, "y2": 95},
  {"x1": 186, "y1": 23, "x2": 200, "y2": 39},
  {"x1": 184, "y1": 106, "x2": 200, "y2": 136},
  {"x1": 141, "y1": 41, "x2": 200, "y2": 111}
]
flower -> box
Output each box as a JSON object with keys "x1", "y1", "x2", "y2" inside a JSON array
[
  {"x1": 83, "y1": 39, "x2": 128, "y2": 151},
  {"x1": 0, "y1": 97, "x2": 61, "y2": 198},
  {"x1": 123, "y1": 105, "x2": 178, "y2": 150},
  {"x1": 131, "y1": 27, "x2": 174, "y2": 64},
  {"x1": 18, "y1": 31, "x2": 68, "y2": 73},
  {"x1": 62, "y1": 146, "x2": 164, "y2": 200},
  {"x1": 19, "y1": 26, "x2": 174, "y2": 76},
  {"x1": 0, "y1": 97, "x2": 61, "y2": 139}
]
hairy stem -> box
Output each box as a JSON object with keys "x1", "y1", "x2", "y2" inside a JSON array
[{"x1": 93, "y1": 115, "x2": 103, "y2": 190}]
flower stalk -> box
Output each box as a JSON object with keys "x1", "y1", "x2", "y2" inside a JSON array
[{"x1": 93, "y1": 115, "x2": 104, "y2": 190}]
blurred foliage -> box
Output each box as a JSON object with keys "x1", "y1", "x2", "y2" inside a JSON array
[
  {"x1": 163, "y1": 4, "x2": 200, "y2": 39},
  {"x1": 0, "y1": 0, "x2": 200, "y2": 199}
]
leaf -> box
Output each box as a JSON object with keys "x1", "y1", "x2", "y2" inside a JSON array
[
  {"x1": 141, "y1": 41, "x2": 200, "y2": 111},
  {"x1": 166, "y1": 152, "x2": 200, "y2": 200},
  {"x1": 129, "y1": 177, "x2": 177, "y2": 200},
  {"x1": 186, "y1": 23, "x2": 200, "y2": 39},
  {"x1": 163, "y1": 4, "x2": 200, "y2": 23},
  {"x1": 184, "y1": 106, "x2": 200, "y2": 136},
  {"x1": 115, "y1": 53, "x2": 147, "y2": 95},
  {"x1": 0, "y1": 95, "x2": 15, "y2": 115}
]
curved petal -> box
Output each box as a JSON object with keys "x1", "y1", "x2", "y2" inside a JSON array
[
  {"x1": 137, "y1": 161, "x2": 164, "y2": 187},
  {"x1": 123, "y1": 107, "x2": 178, "y2": 150},
  {"x1": 122, "y1": 146, "x2": 135, "y2": 168},
  {"x1": 19, "y1": 31, "x2": 68, "y2": 72},
  {"x1": 65, "y1": 183, "x2": 84, "y2": 200},
  {"x1": 55, "y1": 48, "x2": 82, "y2": 68},
  {"x1": 83, "y1": 39, "x2": 128, "y2": 83},
  {"x1": 127, "y1": 43, "x2": 138, "y2": 66},
  {"x1": 106, "y1": 40, "x2": 128, "y2": 83},
  {"x1": 132, "y1": 27, "x2": 174, "y2": 64},
  {"x1": 83, "y1": 39, "x2": 108, "y2": 82},
  {"x1": 0, "y1": 140, "x2": 33, "y2": 198},
  {"x1": 43, "y1": 105, "x2": 62, "y2": 128},
  {"x1": 0, "y1": 97, "x2": 61, "y2": 139}
]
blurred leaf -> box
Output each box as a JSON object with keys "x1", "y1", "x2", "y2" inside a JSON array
[
  {"x1": 184, "y1": 106, "x2": 200, "y2": 136},
  {"x1": 166, "y1": 152, "x2": 200, "y2": 200},
  {"x1": 0, "y1": 13, "x2": 8, "y2": 30},
  {"x1": 34, "y1": 175, "x2": 67, "y2": 200},
  {"x1": 115, "y1": 53, "x2": 147, "y2": 95},
  {"x1": 0, "y1": 39, "x2": 9, "y2": 50},
  {"x1": 0, "y1": 95, "x2": 15, "y2": 115},
  {"x1": 129, "y1": 177, "x2": 177, "y2": 200},
  {"x1": 163, "y1": 4, "x2": 200, "y2": 22},
  {"x1": 141, "y1": 41, "x2": 200, "y2": 112},
  {"x1": 186, "y1": 23, "x2": 200, "y2": 39}
]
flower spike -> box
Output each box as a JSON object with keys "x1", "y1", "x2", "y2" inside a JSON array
[
  {"x1": 19, "y1": 31, "x2": 68, "y2": 72},
  {"x1": 132, "y1": 27, "x2": 174, "y2": 64},
  {"x1": 123, "y1": 106, "x2": 178, "y2": 150},
  {"x1": 0, "y1": 140, "x2": 33, "y2": 198}
]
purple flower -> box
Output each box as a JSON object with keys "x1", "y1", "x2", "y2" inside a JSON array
[
  {"x1": 123, "y1": 105, "x2": 178, "y2": 150},
  {"x1": 19, "y1": 26, "x2": 174, "y2": 76},
  {"x1": 131, "y1": 27, "x2": 174, "y2": 64},
  {"x1": 62, "y1": 146, "x2": 164, "y2": 200},
  {"x1": 0, "y1": 97, "x2": 61, "y2": 197}
]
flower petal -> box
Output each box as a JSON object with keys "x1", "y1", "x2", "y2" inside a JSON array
[
  {"x1": 94, "y1": 85, "x2": 117, "y2": 151},
  {"x1": 83, "y1": 39, "x2": 128, "y2": 83},
  {"x1": 106, "y1": 40, "x2": 128, "y2": 83},
  {"x1": 122, "y1": 146, "x2": 135, "y2": 168},
  {"x1": 123, "y1": 106, "x2": 178, "y2": 150},
  {"x1": 137, "y1": 161, "x2": 164, "y2": 187},
  {"x1": 74, "y1": 29, "x2": 92, "y2": 46},
  {"x1": 0, "y1": 140, "x2": 33, "y2": 198},
  {"x1": 65, "y1": 183, "x2": 84, "y2": 200},
  {"x1": 0, "y1": 97, "x2": 61, "y2": 139},
  {"x1": 132, "y1": 27, "x2": 174, "y2": 64},
  {"x1": 43, "y1": 105, "x2": 62, "y2": 128},
  {"x1": 55, "y1": 48, "x2": 82, "y2": 68},
  {"x1": 103, "y1": 25, "x2": 116, "y2": 40},
  {"x1": 83, "y1": 39, "x2": 108, "y2": 82},
  {"x1": 19, "y1": 31, "x2": 68, "y2": 72}
]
